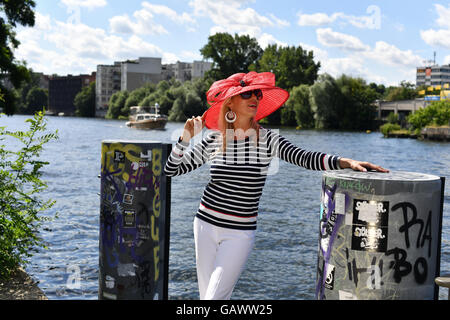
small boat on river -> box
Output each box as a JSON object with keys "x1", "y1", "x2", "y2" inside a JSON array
[{"x1": 126, "y1": 103, "x2": 168, "y2": 130}]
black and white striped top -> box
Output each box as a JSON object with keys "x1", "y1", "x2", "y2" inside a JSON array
[{"x1": 164, "y1": 127, "x2": 341, "y2": 230}]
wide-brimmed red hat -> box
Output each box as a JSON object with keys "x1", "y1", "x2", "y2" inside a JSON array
[{"x1": 204, "y1": 71, "x2": 289, "y2": 130}]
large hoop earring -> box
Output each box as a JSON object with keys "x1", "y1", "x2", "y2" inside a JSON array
[{"x1": 225, "y1": 110, "x2": 236, "y2": 123}]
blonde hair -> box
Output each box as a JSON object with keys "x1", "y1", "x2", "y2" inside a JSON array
[{"x1": 217, "y1": 96, "x2": 260, "y2": 154}]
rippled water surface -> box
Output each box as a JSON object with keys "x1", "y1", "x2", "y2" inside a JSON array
[{"x1": 2, "y1": 115, "x2": 449, "y2": 300}]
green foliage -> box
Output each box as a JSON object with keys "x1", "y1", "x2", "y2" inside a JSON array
[
  {"x1": 307, "y1": 74, "x2": 378, "y2": 130},
  {"x1": 249, "y1": 44, "x2": 320, "y2": 125},
  {"x1": 0, "y1": 0, "x2": 36, "y2": 115},
  {"x1": 251, "y1": 44, "x2": 320, "y2": 90},
  {"x1": 105, "y1": 77, "x2": 212, "y2": 122},
  {"x1": 0, "y1": 110, "x2": 58, "y2": 279},
  {"x1": 285, "y1": 84, "x2": 314, "y2": 129},
  {"x1": 335, "y1": 75, "x2": 378, "y2": 130},
  {"x1": 309, "y1": 74, "x2": 343, "y2": 129},
  {"x1": 380, "y1": 123, "x2": 401, "y2": 137},
  {"x1": 106, "y1": 91, "x2": 129, "y2": 119},
  {"x1": 386, "y1": 112, "x2": 399, "y2": 124},
  {"x1": 167, "y1": 84, "x2": 205, "y2": 122},
  {"x1": 74, "y1": 82, "x2": 96, "y2": 117},
  {"x1": 407, "y1": 100, "x2": 450, "y2": 130},
  {"x1": 384, "y1": 81, "x2": 417, "y2": 101},
  {"x1": 200, "y1": 33, "x2": 263, "y2": 80},
  {"x1": 25, "y1": 87, "x2": 48, "y2": 115}
]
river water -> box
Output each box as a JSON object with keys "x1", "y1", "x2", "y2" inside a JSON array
[{"x1": 1, "y1": 115, "x2": 450, "y2": 300}]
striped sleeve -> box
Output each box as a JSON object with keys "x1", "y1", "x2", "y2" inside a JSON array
[
  {"x1": 164, "y1": 131, "x2": 218, "y2": 177},
  {"x1": 267, "y1": 129, "x2": 341, "y2": 171}
]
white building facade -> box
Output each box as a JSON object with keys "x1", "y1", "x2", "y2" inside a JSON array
[{"x1": 416, "y1": 65, "x2": 450, "y2": 87}]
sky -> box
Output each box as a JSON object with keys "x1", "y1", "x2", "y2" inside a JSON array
[{"x1": 12, "y1": 0, "x2": 450, "y2": 86}]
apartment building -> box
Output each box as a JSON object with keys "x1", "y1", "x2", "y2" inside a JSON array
[
  {"x1": 96, "y1": 62, "x2": 121, "y2": 118},
  {"x1": 48, "y1": 73, "x2": 95, "y2": 116},
  {"x1": 416, "y1": 64, "x2": 450, "y2": 87},
  {"x1": 95, "y1": 57, "x2": 212, "y2": 117},
  {"x1": 121, "y1": 57, "x2": 163, "y2": 92}
]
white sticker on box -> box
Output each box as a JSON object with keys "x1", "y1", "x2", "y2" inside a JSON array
[
  {"x1": 339, "y1": 290, "x2": 358, "y2": 300},
  {"x1": 335, "y1": 193, "x2": 345, "y2": 215}
]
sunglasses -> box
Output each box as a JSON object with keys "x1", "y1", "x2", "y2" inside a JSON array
[{"x1": 240, "y1": 89, "x2": 263, "y2": 100}]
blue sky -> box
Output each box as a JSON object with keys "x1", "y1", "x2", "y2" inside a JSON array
[{"x1": 14, "y1": 0, "x2": 450, "y2": 86}]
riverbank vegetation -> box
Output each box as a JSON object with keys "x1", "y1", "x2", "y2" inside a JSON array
[
  {"x1": 0, "y1": 111, "x2": 59, "y2": 279},
  {"x1": 380, "y1": 100, "x2": 450, "y2": 139}
]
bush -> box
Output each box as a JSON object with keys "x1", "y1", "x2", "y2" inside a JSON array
[
  {"x1": 0, "y1": 110, "x2": 58, "y2": 279},
  {"x1": 386, "y1": 112, "x2": 399, "y2": 124},
  {"x1": 380, "y1": 123, "x2": 401, "y2": 137},
  {"x1": 407, "y1": 100, "x2": 450, "y2": 130}
]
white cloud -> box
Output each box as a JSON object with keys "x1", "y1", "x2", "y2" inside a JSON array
[
  {"x1": 180, "y1": 50, "x2": 203, "y2": 61},
  {"x1": 110, "y1": 3, "x2": 196, "y2": 35},
  {"x1": 109, "y1": 12, "x2": 168, "y2": 35},
  {"x1": 162, "y1": 52, "x2": 180, "y2": 64},
  {"x1": 60, "y1": 0, "x2": 107, "y2": 9},
  {"x1": 444, "y1": 55, "x2": 450, "y2": 65},
  {"x1": 142, "y1": 2, "x2": 196, "y2": 25},
  {"x1": 421, "y1": 29, "x2": 450, "y2": 49},
  {"x1": 297, "y1": 6, "x2": 381, "y2": 30},
  {"x1": 269, "y1": 14, "x2": 290, "y2": 28},
  {"x1": 420, "y1": 4, "x2": 450, "y2": 49},
  {"x1": 298, "y1": 42, "x2": 329, "y2": 63},
  {"x1": 316, "y1": 28, "x2": 370, "y2": 52},
  {"x1": 434, "y1": 4, "x2": 450, "y2": 29},
  {"x1": 190, "y1": 0, "x2": 286, "y2": 38},
  {"x1": 297, "y1": 12, "x2": 342, "y2": 26},
  {"x1": 258, "y1": 33, "x2": 288, "y2": 49},
  {"x1": 364, "y1": 41, "x2": 424, "y2": 68},
  {"x1": 14, "y1": 16, "x2": 171, "y2": 75}
]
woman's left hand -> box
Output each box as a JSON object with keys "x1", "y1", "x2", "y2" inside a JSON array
[{"x1": 339, "y1": 158, "x2": 389, "y2": 173}]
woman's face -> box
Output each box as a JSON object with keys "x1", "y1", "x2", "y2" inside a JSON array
[{"x1": 229, "y1": 91, "x2": 260, "y2": 119}]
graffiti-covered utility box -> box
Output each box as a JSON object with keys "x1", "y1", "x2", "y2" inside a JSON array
[
  {"x1": 316, "y1": 170, "x2": 444, "y2": 300},
  {"x1": 99, "y1": 140, "x2": 171, "y2": 300}
]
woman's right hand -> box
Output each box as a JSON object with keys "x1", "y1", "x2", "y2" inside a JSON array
[{"x1": 181, "y1": 112, "x2": 206, "y2": 142}]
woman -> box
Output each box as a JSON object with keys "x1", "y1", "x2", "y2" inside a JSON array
[{"x1": 164, "y1": 71, "x2": 388, "y2": 300}]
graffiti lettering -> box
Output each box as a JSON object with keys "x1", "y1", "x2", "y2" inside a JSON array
[
  {"x1": 393, "y1": 202, "x2": 432, "y2": 257},
  {"x1": 152, "y1": 148, "x2": 162, "y2": 282}
]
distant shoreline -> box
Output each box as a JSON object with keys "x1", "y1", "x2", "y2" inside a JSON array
[{"x1": 386, "y1": 125, "x2": 450, "y2": 142}]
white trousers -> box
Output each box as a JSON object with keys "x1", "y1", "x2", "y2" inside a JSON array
[{"x1": 193, "y1": 217, "x2": 256, "y2": 300}]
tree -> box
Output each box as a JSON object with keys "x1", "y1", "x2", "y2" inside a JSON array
[
  {"x1": 0, "y1": 0, "x2": 36, "y2": 115},
  {"x1": 168, "y1": 84, "x2": 205, "y2": 122},
  {"x1": 200, "y1": 33, "x2": 263, "y2": 80},
  {"x1": 251, "y1": 44, "x2": 320, "y2": 90},
  {"x1": 0, "y1": 111, "x2": 58, "y2": 279},
  {"x1": 384, "y1": 81, "x2": 417, "y2": 101},
  {"x1": 335, "y1": 75, "x2": 378, "y2": 130},
  {"x1": 74, "y1": 82, "x2": 96, "y2": 117},
  {"x1": 408, "y1": 100, "x2": 450, "y2": 131},
  {"x1": 369, "y1": 82, "x2": 386, "y2": 99},
  {"x1": 309, "y1": 74, "x2": 343, "y2": 129},
  {"x1": 24, "y1": 86, "x2": 48, "y2": 115},
  {"x1": 15, "y1": 71, "x2": 42, "y2": 113},
  {"x1": 286, "y1": 84, "x2": 315, "y2": 129},
  {"x1": 106, "y1": 91, "x2": 129, "y2": 119},
  {"x1": 251, "y1": 44, "x2": 320, "y2": 125}
]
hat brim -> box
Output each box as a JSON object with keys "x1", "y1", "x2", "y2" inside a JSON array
[{"x1": 204, "y1": 86, "x2": 290, "y2": 130}]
